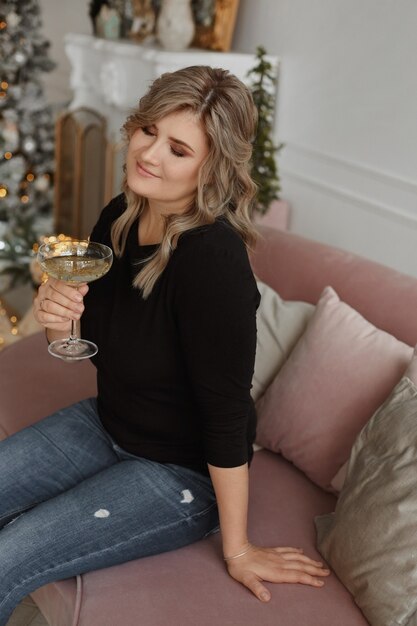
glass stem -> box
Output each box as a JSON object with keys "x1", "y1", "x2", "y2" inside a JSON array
[
  {"x1": 68, "y1": 284, "x2": 79, "y2": 342},
  {"x1": 69, "y1": 319, "x2": 78, "y2": 342}
]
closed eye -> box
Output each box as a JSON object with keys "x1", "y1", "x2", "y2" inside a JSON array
[
  {"x1": 142, "y1": 127, "x2": 186, "y2": 157},
  {"x1": 170, "y1": 146, "x2": 186, "y2": 157},
  {"x1": 142, "y1": 126, "x2": 155, "y2": 136}
]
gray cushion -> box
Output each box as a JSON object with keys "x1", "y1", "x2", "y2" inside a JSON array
[{"x1": 316, "y1": 349, "x2": 417, "y2": 626}]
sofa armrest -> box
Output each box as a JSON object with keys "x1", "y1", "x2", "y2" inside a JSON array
[
  {"x1": 0, "y1": 332, "x2": 97, "y2": 439},
  {"x1": 252, "y1": 226, "x2": 417, "y2": 347}
]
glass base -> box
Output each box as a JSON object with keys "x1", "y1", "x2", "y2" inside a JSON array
[{"x1": 48, "y1": 338, "x2": 98, "y2": 361}]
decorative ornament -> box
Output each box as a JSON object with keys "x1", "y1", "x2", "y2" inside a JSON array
[
  {"x1": 129, "y1": 0, "x2": 156, "y2": 43},
  {"x1": 89, "y1": 0, "x2": 110, "y2": 35},
  {"x1": 33, "y1": 174, "x2": 50, "y2": 192},
  {"x1": 23, "y1": 137, "x2": 37, "y2": 153},
  {"x1": 2, "y1": 121, "x2": 19, "y2": 151},
  {"x1": 9, "y1": 85, "x2": 22, "y2": 99},
  {"x1": 6, "y1": 11, "x2": 21, "y2": 29},
  {"x1": 156, "y1": 0, "x2": 195, "y2": 51},
  {"x1": 96, "y1": 5, "x2": 121, "y2": 39},
  {"x1": 14, "y1": 51, "x2": 27, "y2": 66}
]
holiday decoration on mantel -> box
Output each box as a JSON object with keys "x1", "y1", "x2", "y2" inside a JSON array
[
  {"x1": 156, "y1": 0, "x2": 195, "y2": 51},
  {"x1": 129, "y1": 0, "x2": 156, "y2": 43},
  {"x1": 0, "y1": 0, "x2": 55, "y2": 294},
  {"x1": 95, "y1": 4, "x2": 122, "y2": 40}
]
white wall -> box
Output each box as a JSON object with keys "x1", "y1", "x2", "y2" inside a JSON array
[
  {"x1": 39, "y1": 0, "x2": 90, "y2": 104},
  {"x1": 233, "y1": 0, "x2": 417, "y2": 277},
  {"x1": 39, "y1": 0, "x2": 417, "y2": 277}
]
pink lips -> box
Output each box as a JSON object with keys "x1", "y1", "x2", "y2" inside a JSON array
[{"x1": 136, "y1": 162, "x2": 159, "y2": 178}]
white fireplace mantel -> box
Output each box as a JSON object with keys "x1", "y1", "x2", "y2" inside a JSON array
[{"x1": 65, "y1": 33, "x2": 279, "y2": 141}]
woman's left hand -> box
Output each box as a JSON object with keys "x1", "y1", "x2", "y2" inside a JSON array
[{"x1": 225, "y1": 544, "x2": 330, "y2": 602}]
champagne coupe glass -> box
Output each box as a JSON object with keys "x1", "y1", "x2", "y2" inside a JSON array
[{"x1": 38, "y1": 240, "x2": 113, "y2": 361}]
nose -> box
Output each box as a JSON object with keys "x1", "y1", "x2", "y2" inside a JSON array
[{"x1": 141, "y1": 140, "x2": 161, "y2": 164}]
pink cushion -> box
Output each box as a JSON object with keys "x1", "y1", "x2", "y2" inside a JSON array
[{"x1": 255, "y1": 286, "x2": 413, "y2": 490}]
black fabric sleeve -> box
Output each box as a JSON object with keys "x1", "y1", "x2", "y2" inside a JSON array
[{"x1": 173, "y1": 237, "x2": 260, "y2": 468}]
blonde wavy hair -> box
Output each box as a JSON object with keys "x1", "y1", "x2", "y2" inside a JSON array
[{"x1": 111, "y1": 65, "x2": 258, "y2": 298}]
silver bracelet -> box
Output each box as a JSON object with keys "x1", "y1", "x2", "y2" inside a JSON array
[{"x1": 223, "y1": 544, "x2": 253, "y2": 562}]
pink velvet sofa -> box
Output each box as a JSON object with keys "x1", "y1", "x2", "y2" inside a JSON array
[{"x1": 1, "y1": 225, "x2": 417, "y2": 626}]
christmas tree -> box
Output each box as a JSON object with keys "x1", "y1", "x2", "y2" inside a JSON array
[
  {"x1": 0, "y1": 0, "x2": 55, "y2": 292},
  {"x1": 248, "y1": 46, "x2": 284, "y2": 216}
]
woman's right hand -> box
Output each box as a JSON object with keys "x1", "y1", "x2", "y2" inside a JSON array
[{"x1": 33, "y1": 277, "x2": 89, "y2": 333}]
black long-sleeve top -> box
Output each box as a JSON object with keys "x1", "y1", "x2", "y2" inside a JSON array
[{"x1": 81, "y1": 194, "x2": 260, "y2": 474}]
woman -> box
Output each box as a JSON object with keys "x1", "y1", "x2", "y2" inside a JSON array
[{"x1": 1, "y1": 66, "x2": 328, "y2": 622}]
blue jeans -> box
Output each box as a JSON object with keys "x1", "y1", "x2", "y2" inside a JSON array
[{"x1": 0, "y1": 398, "x2": 219, "y2": 624}]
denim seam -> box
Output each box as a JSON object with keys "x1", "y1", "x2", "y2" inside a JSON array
[
  {"x1": 0, "y1": 502, "x2": 44, "y2": 525},
  {"x1": 66, "y1": 407, "x2": 118, "y2": 451},
  {"x1": 31, "y1": 424, "x2": 86, "y2": 482},
  {"x1": 0, "y1": 501, "x2": 218, "y2": 611}
]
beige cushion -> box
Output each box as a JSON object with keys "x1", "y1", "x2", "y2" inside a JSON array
[
  {"x1": 251, "y1": 280, "x2": 314, "y2": 402},
  {"x1": 316, "y1": 347, "x2": 417, "y2": 626}
]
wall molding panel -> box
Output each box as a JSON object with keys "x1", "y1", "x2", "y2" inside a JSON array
[
  {"x1": 280, "y1": 142, "x2": 417, "y2": 228},
  {"x1": 279, "y1": 142, "x2": 417, "y2": 278}
]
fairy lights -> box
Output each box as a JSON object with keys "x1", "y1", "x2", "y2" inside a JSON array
[{"x1": 0, "y1": 300, "x2": 20, "y2": 350}]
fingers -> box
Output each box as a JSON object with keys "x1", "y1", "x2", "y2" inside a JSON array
[
  {"x1": 241, "y1": 574, "x2": 271, "y2": 603},
  {"x1": 278, "y1": 550, "x2": 326, "y2": 569},
  {"x1": 33, "y1": 278, "x2": 89, "y2": 329},
  {"x1": 271, "y1": 548, "x2": 323, "y2": 565},
  {"x1": 227, "y1": 545, "x2": 331, "y2": 603},
  {"x1": 273, "y1": 547, "x2": 304, "y2": 554},
  {"x1": 271, "y1": 549, "x2": 330, "y2": 579},
  {"x1": 271, "y1": 568, "x2": 326, "y2": 587}
]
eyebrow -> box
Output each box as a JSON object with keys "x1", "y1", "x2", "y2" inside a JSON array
[
  {"x1": 168, "y1": 136, "x2": 195, "y2": 153},
  {"x1": 150, "y1": 123, "x2": 195, "y2": 153}
]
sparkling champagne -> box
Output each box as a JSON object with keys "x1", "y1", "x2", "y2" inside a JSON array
[
  {"x1": 37, "y1": 240, "x2": 113, "y2": 361},
  {"x1": 41, "y1": 255, "x2": 112, "y2": 285}
]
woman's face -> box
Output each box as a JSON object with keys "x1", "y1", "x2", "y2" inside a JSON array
[{"x1": 126, "y1": 109, "x2": 209, "y2": 214}]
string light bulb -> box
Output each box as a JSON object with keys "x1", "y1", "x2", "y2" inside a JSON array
[{"x1": 0, "y1": 301, "x2": 21, "y2": 351}]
